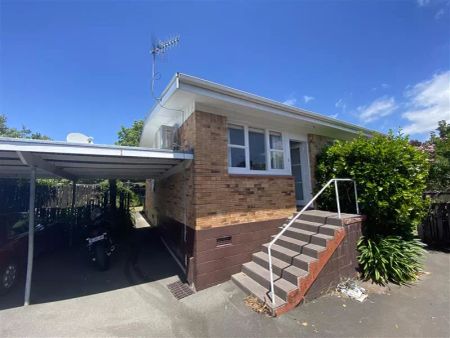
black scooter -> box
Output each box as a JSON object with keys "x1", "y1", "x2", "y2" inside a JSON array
[{"x1": 84, "y1": 209, "x2": 115, "y2": 271}]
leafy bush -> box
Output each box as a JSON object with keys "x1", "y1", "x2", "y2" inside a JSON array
[
  {"x1": 316, "y1": 132, "x2": 430, "y2": 238},
  {"x1": 316, "y1": 131, "x2": 430, "y2": 284},
  {"x1": 413, "y1": 120, "x2": 450, "y2": 192},
  {"x1": 357, "y1": 236, "x2": 425, "y2": 285}
]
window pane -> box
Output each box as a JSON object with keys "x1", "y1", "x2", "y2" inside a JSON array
[
  {"x1": 228, "y1": 125, "x2": 245, "y2": 146},
  {"x1": 270, "y1": 132, "x2": 283, "y2": 150},
  {"x1": 228, "y1": 147, "x2": 246, "y2": 168},
  {"x1": 249, "y1": 129, "x2": 266, "y2": 170},
  {"x1": 271, "y1": 151, "x2": 284, "y2": 169}
]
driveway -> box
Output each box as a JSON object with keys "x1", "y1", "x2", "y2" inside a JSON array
[{"x1": 0, "y1": 237, "x2": 448, "y2": 337}]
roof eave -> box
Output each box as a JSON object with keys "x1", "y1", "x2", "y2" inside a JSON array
[{"x1": 176, "y1": 73, "x2": 375, "y2": 136}]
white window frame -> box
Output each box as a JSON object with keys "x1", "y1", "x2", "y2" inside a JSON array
[
  {"x1": 227, "y1": 123, "x2": 290, "y2": 176},
  {"x1": 268, "y1": 131, "x2": 285, "y2": 171},
  {"x1": 227, "y1": 124, "x2": 247, "y2": 169}
]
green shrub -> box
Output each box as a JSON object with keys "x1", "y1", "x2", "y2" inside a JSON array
[
  {"x1": 357, "y1": 236, "x2": 425, "y2": 285},
  {"x1": 316, "y1": 132, "x2": 430, "y2": 238},
  {"x1": 316, "y1": 131, "x2": 430, "y2": 284}
]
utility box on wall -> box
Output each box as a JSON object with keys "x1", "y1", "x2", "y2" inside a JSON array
[{"x1": 155, "y1": 125, "x2": 177, "y2": 150}]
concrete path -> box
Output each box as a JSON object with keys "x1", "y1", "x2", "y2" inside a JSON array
[
  {"x1": 133, "y1": 208, "x2": 151, "y2": 229},
  {"x1": 0, "y1": 240, "x2": 448, "y2": 337}
]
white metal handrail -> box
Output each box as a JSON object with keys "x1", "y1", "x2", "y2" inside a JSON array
[{"x1": 268, "y1": 178, "x2": 359, "y2": 305}]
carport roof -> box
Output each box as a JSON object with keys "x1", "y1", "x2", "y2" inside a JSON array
[{"x1": 0, "y1": 137, "x2": 193, "y2": 180}]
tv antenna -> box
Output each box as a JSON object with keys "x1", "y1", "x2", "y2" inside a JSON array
[{"x1": 150, "y1": 35, "x2": 180, "y2": 103}]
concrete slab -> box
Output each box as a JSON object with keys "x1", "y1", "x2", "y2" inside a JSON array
[{"x1": 0, "y1": 241, "x2": 448, "y2": 337}]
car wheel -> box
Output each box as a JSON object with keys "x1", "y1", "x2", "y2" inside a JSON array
[{"x1": 0, "y1": 262, "x2": 18, "y2": 295}]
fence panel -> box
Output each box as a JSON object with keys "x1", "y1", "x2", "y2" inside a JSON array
[{"x1": 420, "y1": 192, "x2": 450, "y2": 245}]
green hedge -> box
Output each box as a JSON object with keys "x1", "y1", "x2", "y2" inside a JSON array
[
  {"x1": 315, "y1": 132, "x2": 430, "y2": 284},
  {"x1": 316, "y1": 132, "x2": 429, "y2": 238}
]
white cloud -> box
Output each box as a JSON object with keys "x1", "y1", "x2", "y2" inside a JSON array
[
  {"x1": 401, "y1": 71, "x2": 450, "y2": 136},
  {"x1": 357, "y1": 96, "x2": 397, "y2": 123},
  {"x1": 328, "y1": 113, "x2": 339, "y2": 119},
  {"x1": 435, "y1": 8, "x2": 445, "y2": 19},
  {"x1": 335, "y1": 98, "x2": 346, "y2": 110},
  {"x1": 283, "y1": 98, "x2": 297, "y2": 106},
  {"x1": 335, "y1": 98, "x2": 347, "y2": 116},
  {"x1": 417, "y1": 0, "x2": 430, "y2": 6},
  {"x1": 303, "y1": 95, "x2": 315, "y2": 103},
  {"x1": 381, "y1": 83, "x2": 390, "y2": 89}
]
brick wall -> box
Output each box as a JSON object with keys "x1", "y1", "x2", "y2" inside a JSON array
[
  {"x1": 307, "y1": 134, "x2": 333, "y2": 189},
  {"x1": 304, "y1": 218, "x2": 363, "y2": 300},
  {"x1": 144, "y1": 110, "x2": 301, "y2": 288},
  {"x1": 192, "y1": 111, "x2": 296, "y2": 229},
  {"x1": 147, "y1": 110, "x2": 297, "y2": 230}
]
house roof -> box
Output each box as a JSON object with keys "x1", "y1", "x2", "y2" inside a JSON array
[
  {"x1": 0, "y1": 137, "x2": 193, "y2": 180},
  {"x1": 140, "y1": 73, "x2": 376, "y2": 147}
]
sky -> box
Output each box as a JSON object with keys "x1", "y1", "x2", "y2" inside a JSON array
[{"x1": 1, "y1": 0, "x2": 449, "y2": 144}]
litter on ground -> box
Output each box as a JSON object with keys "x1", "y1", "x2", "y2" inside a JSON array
[{"x1": 337, "y1": 279, "x2": 368, "y2": 302}]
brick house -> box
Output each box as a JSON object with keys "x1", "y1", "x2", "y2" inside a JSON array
[{"x1": 140, "y1": 73, "x2": 370, "y2": 314}]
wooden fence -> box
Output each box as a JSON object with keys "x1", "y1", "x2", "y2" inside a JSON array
[
  {"x1": 1, "y1": 180, "x2": 131, "y2": 245},
  {"x1": 419, "y1": 192, "x2": 450, "y2": 245}
]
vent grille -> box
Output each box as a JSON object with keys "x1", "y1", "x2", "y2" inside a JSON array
[
  {"x1": 167, "y1": 280, "x2": 195, "y2": 300},
  {"x1": 216, "y1": 235, "x2": 232, "y2": 247}
]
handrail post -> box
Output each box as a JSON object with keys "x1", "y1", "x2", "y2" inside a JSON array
[
  {"x1": 268, "y1": 248, "x2": 275, "y2": 305},
  {"x1": 353, "y1": 180, "x2": 359, "y2": 215},
  {"x1": 334, "y1": 180, "x2": 341, "y2": 218}
]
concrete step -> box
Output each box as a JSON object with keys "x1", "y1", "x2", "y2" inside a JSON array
[
  {"x1": 252, "y1": 251, "x2": 290, "y2": 276},
  {"x1": 282, "y1": 265, "x2": 308, "y2": 285},
  {"x1": 298, "y1": 210, "x2": 337, "y2": 224},
  {"x1": 271, "y1": 235, "x2": 325, "y2": 259},
  {"x1": 231, "y1": 272, "x2": 286, "y2": 309},
  {"x1": 283, "y1": 226, "x2": 333, "y2": 246},
  {"x1": 262, "y1": 243, "x2": 298, "y2": 264},
  {"x1": 299, "y1": 210, "x2": 359, "y2": 226},
  {"x1": 242, "y1": 261, "x2": 297, "y2": 300},
  {"x1": 252, "y1": 251, "x2": 308, "y2": 285},
  {"x1": 292, "y1": 219, "x2": 340, "y2": 236},
  {"x1": 293, "y1": 254, "x2": 318, "y2": 271}
]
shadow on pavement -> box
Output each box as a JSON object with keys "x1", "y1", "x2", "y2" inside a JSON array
[{"x1": 0, "y1": 227, "x2": 184, "y2": 311}]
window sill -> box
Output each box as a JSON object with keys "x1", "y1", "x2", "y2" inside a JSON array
[{"x1": 228, "y1": 172, "x2": 293, "y2": 178}]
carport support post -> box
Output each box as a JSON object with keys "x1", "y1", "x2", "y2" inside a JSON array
[{"x1": 24, "y1": 166, "x2": 36, "y2": 306}]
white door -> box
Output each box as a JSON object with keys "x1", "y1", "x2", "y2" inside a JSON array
[{"x1": 290, "y1": 140, "x2": 307, "y2": 206}]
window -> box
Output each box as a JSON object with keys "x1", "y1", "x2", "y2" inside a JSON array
[
  {"x1": 227, "y1": 124, "x2": 288, "y2": 174},
  {"x1": 228, "y1": 125, "x2": 246, "y2": 168},
  {"x1": 249, "y1": 128, "x2": 266, "y2": 170},
  {"x1": 269, "y1": 131, "x2": 284, "y2": 170}
]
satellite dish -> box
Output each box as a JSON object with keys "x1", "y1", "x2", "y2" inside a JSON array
[{"x1": 66, "y1": 133, "x2": 94, "y2": 144}]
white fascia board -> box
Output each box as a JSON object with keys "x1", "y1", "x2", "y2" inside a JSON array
[
  {"x1": 0, "y1": 138, "x2": 193, "y2": 160},
  {"x1": 177, "y1": 73, "x2": 375, "y2": 137}
]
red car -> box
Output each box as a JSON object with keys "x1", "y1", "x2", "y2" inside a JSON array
[{"x1": 0, "y1": 212, "x2": 64, "y2": 294}]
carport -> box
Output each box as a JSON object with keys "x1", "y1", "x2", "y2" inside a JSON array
[{"x1": 0, "y1": 137, "x2": 193, "y2": 305}]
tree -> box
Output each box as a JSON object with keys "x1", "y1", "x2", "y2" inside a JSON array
[
  {"x1": 0, "y1": 114, "x2": 51, "y2": 140},
  {"x1": 427, "y1": 120, "x2": 449, "y2": 191},
  {"x1": 411, "y1": 120, "x2": 449, "y2": 191},
  {"x1": 116, "y1": 120, "x2": 144, "y2": 146}
]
